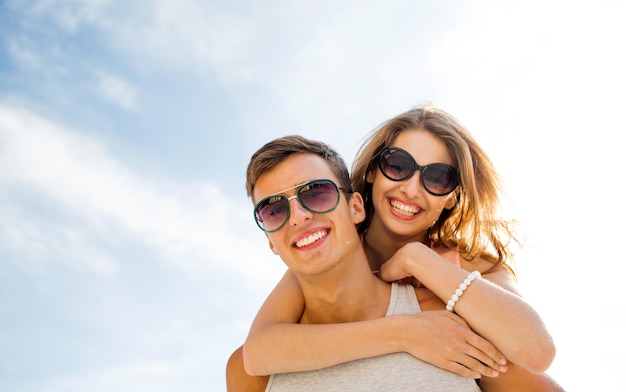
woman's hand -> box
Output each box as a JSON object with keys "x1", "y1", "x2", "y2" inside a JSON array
[
  {"x1": 378, "y1": 242, "x2": 435, "y2": 283},
  {"x1": 395, "y1": 310, "x2": 508, "y2": 379}
]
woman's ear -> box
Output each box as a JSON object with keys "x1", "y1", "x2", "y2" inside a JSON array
[
  {"x1": 349, "y1": 192, "x2": 366, "y2": 225},
  {"x1": 443, "y1": 188, "x2": 459, "y2": 210},
  {"x1": 365, "y1": 169, "x2": 376, "y2": 184}
]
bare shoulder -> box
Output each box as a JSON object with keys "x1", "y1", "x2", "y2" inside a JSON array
[{"x1": 460, "y1": 256, "x2": 521, "y2": 295}]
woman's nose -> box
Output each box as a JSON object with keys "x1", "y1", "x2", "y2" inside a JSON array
[{"x1": 399, "y1": 171, "x2": 424, "y2": 198}]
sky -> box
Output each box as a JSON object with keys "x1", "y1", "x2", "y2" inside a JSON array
[{"x1": 0, "y1": 0, "x2": 625, "y2": 391}]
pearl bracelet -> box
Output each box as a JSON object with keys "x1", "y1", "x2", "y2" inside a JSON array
[{"x1": 446, "y1": 270, "x2": 481, "y2": 312}]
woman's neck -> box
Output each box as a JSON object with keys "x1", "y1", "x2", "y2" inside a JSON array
[{"x1": 363, "y1": 218, "x2": 428, "y2": 271}]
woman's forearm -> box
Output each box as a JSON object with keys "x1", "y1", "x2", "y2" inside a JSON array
[
  {"x1": 397, "y1": 247, "x2": 555, "y2": 373},
  {"x1": 455, "y1": 277, "x2": 555, "y2": 372},
  {"x1": 455, "y1": 279, "x2": 556, "y2": 373}
]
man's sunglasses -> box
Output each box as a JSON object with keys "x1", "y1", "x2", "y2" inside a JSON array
[
  {"x1": 254, "y1": 179, "x2": 347, "y2": 233},
  {"x1": 378, "y1": 147, "x2": 459, "y2": 196}
]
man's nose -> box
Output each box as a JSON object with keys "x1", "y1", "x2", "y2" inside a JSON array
[{"x1": 288, "y1": 195, "x2": 313, "y2": 226}]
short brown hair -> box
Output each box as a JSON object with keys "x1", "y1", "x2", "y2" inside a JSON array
[{"x1": 246, "y1": 135, "x2": 352, "y2": 201}]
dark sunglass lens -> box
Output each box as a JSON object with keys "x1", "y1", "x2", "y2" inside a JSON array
[
  {"x1": 423, "y1": 165, "x2": 457, "y2": 195},
  {"x1": 299, "y1": 180, "x2": 339, "y2": 212},
  {"x1": 255, "y1": 195, "x2": 289, "y2": 231},
  {"x1": 381, "y1": 150, "x2": 414, "y2": 180}
]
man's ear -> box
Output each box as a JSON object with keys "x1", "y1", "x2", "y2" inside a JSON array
[
  {"x1": 350, "y1": 192, "x2": 366, "y2": 225},
  {"x1": 267, "y1": 236, "x2": 278, "y2": 255}
]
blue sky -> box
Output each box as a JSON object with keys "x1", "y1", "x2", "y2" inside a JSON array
[{"x1": 1, "y1": 1, "x2": 625, "y2": 391}]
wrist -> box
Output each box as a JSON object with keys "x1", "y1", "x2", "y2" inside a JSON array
[
  {"x1": 384, "y1": 314, "x2": 412, "y2": 353},
  {"x1": 401, "y1": 243, "x2": 425, "y2": 277}
]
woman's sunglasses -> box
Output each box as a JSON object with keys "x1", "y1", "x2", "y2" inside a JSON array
[
  {"x1": 378, "y1": 147, "x2": 459, "y2": 196},
  {"x1": 254, "y1": 179, "x2": 347, "y2": 233}
]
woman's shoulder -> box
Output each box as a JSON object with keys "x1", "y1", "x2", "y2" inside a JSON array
[
  {"x1": 460, "y1": 254, "x2": 497, "y2": 272},
  {"x1": 461, "y1": 256, "x2": 520, "y2": 295}
]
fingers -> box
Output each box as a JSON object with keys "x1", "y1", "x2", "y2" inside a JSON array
[
  {"x1": 464, "y1": 332, "x2": 508, "y2": 371},
  {"x1": 437, "y1": 313, "x2": 508, "y2": 378},
  {"x1": 439, "y1": 345, "x2": 505, "y2": 379},
  {"x1": 402, "y1": 311, "x2": 509, "y2": 379},
  {"x1": 441, "y1": 361, "x2": 484, "y2": 379},
  {"x1": 453, "y1": 345, "x2": 507, "y2": 378},
  {"x1": 445, "y1": 312, "x2": 507, "y2": 369}
]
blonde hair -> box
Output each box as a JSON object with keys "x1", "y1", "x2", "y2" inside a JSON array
[{"x1": 351, "y1": 103, "x2": 521, "y2": 275}]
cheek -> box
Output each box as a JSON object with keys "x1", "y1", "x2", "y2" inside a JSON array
[
  {"x1": 371, "y1": 174, "x2": 395, "y2": 201},
  {"x1": 370, "y1": 181, "x2": 387, "y2": 210},
  {"x1": 426, "y1": 196, "x2": 448, "y2": 216},
  {"x1": 267, "y1": 233, "x2": 288, "y2": 255}
]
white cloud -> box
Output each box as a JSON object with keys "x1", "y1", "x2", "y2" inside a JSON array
[
  {"x1": 6, "y1": 36, "x2": 42, "y2": 70},
  {"x1": 0, "y1": 104, "x2": 284, "y2": 288},
  {"x1": 38, "y1": 360, "x2": 184, "y2": 392},
  {"x1": 95, "y1": 70, "x2": 137, "y2": 110},
  {"x1": 29, "y1": 0, "x2": 112, "y2": 31},
  {"x1": 23, "y1": 0, "x2": 254, "y2": 77},
  {"x1": 0, "y1": 204, "x2": 120, "y2": 275}
]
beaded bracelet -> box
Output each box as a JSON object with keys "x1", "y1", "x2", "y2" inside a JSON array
[{"x1": 446, "y1": 270, "x2": 481, "y2": 312}]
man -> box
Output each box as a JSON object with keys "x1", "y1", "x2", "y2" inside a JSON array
[{"x1": 238, "y1": 134, "x2": 481, "y2": 391}]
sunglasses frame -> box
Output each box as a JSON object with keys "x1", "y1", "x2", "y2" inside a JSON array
[
  {"x1": 378, "y1": 146, "x2": 459, "y2": 196},
  {"x1": 254, "y1": 178, "x2": 345, "y2": 233}
]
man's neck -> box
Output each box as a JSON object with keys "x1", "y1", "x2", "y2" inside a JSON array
[{"x1": 297, "y1": 252, "x2": 390, "y2": 324}]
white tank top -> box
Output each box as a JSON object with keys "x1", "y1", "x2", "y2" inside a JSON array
[{"x1": 265, "y1": 282, "x2": 481, "y2": 391}]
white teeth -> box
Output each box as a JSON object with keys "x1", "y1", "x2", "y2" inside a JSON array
[
  {"x1": 295, "y1": 230, "x2": 328, "y2": 248},
  {"x1": 391, "y1": 200, "x2": 419, "y2": 216}
]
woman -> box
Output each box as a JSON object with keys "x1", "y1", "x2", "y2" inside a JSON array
[{"x1": 227, "y1": 104, "x2": 561, "y2": 391}]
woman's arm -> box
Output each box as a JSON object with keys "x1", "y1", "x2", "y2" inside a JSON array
[
  {"x1": 379, "y1": 242, "x2": 556, "y2": 373},
  {"x1": 242, "y1": 269, "x2": 506, "y2": 377}
]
